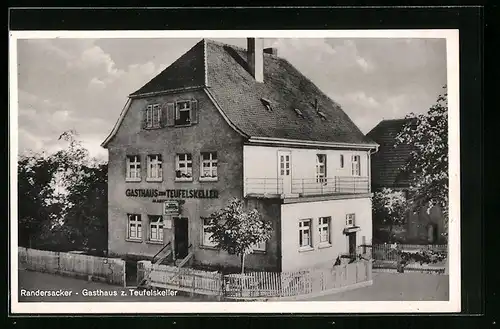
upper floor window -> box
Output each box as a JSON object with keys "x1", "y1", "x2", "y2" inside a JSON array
[
  {"x1": 147, "y1": 154, "x2": 162, "y2": 181},
  {"x1": 351, "y1": 155, "x2": 361, "y2": 176},
  {"x1": 316, "y1": 154, "x2": 327, "y2": 183},
  {"x1": 176, "y1": 153, "x2": 193, "y2": 181},
  {"x1": 346, "y1": 213, "x2": 356, "y2": 227},
  {"x1": 299, "y1": 219, "x2": 312, "y2": 249},
  {"x1": 145, "y1": 104, "x2": 161, "y2": 129},
  {"x1": 200, "y1": 152, "x2": 218, "y2": 181},
  {"x1": 174, "y1": 100, "x2": 199, "y2": 126},
  {"x1": 126, "y1": 155, "x2": 141, "y2": 182}
]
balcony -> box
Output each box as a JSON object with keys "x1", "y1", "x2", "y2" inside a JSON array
[
  {"x1": 292, "y1": 176, "x2": 370, "y2": 196},
  {"x1": 245, "y1": 176, "x2": 370, "y2": 198}
]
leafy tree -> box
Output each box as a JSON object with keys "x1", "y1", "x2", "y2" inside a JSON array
[
  {"x1": 204, "y1": 199, "x2": 273, "y2": 274},
  {"x1": 395, "y1": 85, "x2": 448, "y2": 227},
  {"x1": 17, "y1": 130, "x2": 108, "y2": 252},
  {"x1": 18, "y1": 154, "x2": 64, "y2": 248},
  {"x1": 372, "y1": 188, "x2": 408, "y2": 240}
]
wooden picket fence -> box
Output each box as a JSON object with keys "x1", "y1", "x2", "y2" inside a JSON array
[
  {"x1": 139, "y1": 259, "x2": 372, "y2": 299},
  {"x1": 18, "y1": 247, "x2": 126, "y2": 286},
  {"x1": 370, "y1": 244, "x2": 448, "y2": 273}
]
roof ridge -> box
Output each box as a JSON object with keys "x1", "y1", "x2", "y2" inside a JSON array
[{"x1": 205, "y1": 38, "x2": 282, "y2": 58}]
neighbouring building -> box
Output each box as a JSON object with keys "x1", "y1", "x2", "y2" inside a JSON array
[
  {"x1": 366, "y1": 118, "x2": 446, "y2": 244},
  {"x1": 101, "y1": 38, "x2": 379, "y2": 272}
]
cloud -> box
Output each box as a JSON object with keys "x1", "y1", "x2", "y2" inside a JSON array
[{"x1": 15, "y1": 37, "x2": 447, "y2": 157}]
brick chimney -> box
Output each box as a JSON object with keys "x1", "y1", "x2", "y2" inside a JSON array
[{"x1": 247, "y1": 38, "x2": 264, "y2": 83}]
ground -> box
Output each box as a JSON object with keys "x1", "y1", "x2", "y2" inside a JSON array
[
  {"x1": 309, "y1": 271, "x2": 449, "y2": 301},
  {"x1": 17, "y1": 269, "x2": 448, "y2": 302}
]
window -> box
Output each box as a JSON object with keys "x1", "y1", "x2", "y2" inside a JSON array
[
  {"x1": 316, "y1": 154, "x2": 327, "y2": 183},
  {"x1": 128, "y1": 214, "x2": 142, "y2": 240},
  {"x1": 299, "y1": 219, "x2": 312, "y2": 248},
  {"x1": 175, "y1": 101, "x2": 191, "y2": 126},
  {"x1": 147, "y1": 155, "x2": 162, "y2": 181},
  {"x1": 260, "y1": 98, "x2": 272, "y2": 112},
  {"x1": 126, "y1": 155, "x2": 141, "y2": 181},
  {"x1": 145, "y1": 104, "x2": 161, "y2": 129},
  {"x1": 346, "y1": 214, "x2": 356, "y2": 227},
  {"x1": 149, "y1": 216, "x2": 164, "y2": 242},
  {"x1": 340, "y1": 154, "x2": 344, "y2": 168},
  {"x1": 202, "y1": 218, "x2": 216, "y2": 247},
  {"x1": 252, "y1": 241, "x2": 266, "y2": 252},
  {"x1": 318, "y1": 217, "x2": 331, "y2": 244},
  {"x1": 200, "y1": 152, "x2": 218, "y2": 180},
  {"x1": 351, "y1": 155, "x2": 361, "y2": 176},
  {"x1": 175, "y1": 153, "x2": 193, "y2": 180},
  {"x1": 279, "y1": 154, "x2": 290, "y2": 176}
]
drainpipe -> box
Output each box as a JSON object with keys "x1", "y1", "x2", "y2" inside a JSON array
[{"x1": 368, "y1": 145, "x2": 379, "y2": 193}]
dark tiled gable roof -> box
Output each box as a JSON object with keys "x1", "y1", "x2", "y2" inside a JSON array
[
  {"x1": 366, "y1": 118, "x2": 417, "y2": 188},
  {"x1": 131, "y1": 39, "x2": 374, "y2": 145}
]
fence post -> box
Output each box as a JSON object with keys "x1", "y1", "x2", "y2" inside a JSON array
[{"x1": 190, "y1": 273, "x2": 196, "y2": 297}]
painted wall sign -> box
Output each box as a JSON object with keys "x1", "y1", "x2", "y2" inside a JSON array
[{"x1": 125, "y1": 188, "x2": 219, "y2": 199}]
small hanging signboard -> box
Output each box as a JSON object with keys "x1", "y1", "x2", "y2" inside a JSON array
[{"x1": 164, "y1": 200, "x2": 180, "y2": 215}]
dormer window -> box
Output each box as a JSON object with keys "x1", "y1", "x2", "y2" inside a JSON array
[
  {"x1": 260, "y1": 98, "x2": 272, "y2": 112},
  {"x1": 317, "y1": 111, "x2": 327, "y2": 120},
  {"x1": 294, "y1": 108, "x2": 304, "y2": 118}
]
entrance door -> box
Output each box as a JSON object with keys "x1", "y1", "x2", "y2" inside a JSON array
[
  {"x1": 348, "y1": 233, "x2": 357, "y2": 256},
  {"x1": 174, "y1": 217, "x2": 189, "y2": 259},
  {"x1": 277, "y1": 151, "x2": 292, "y2": 195}
]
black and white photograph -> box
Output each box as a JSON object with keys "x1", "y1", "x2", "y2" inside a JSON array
[{"x1": 10, "y1": 30, "x2": 460, "y2": 313}]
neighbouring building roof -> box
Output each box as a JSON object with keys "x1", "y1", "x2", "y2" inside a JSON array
[
  {"x1": 117, "y1": 39, "x2": 377, "y2": 146},
  {"x1": 366, "y1": 118, "x2": 417, "y2": 188}
]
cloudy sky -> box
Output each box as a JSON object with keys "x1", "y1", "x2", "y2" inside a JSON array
[{"x1": 16, "y1": 37, "x2": 447, "y2": 160}]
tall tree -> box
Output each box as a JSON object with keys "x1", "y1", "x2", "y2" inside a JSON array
[
  {"x1": 396, "y1": 86, "x2": 448, "y2": 224},
  {"x1": 204, "y1": 199, "x2": 273, "y2": 274},
  {"x1": 17, "y1": 130, "x2": 108, "y2": 252},
  {"x1": 372, "y1": 188, "x2": 408, "y2": 241}
]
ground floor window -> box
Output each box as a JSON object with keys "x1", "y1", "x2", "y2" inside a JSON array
[
  {"x1": 318, "y1": 216, "x2": 331, "y2": 244},
  {"x1": 299, "y1": 219, "x2": 312, "y2": 248},
  {"x1": 149, "y1": 215, "x2": 164, "y2": 242},
  {"x1": 252, "y1": 241, "x2": 266, "y2": 252},
  {"x1": 202, "y1": 218, "x2": 216, "y2": 247},
  {"x1": 128, "y1": 214, "x2": 142, "y2": 240}
]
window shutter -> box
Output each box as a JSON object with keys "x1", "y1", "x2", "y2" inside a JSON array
[
  {"x1": 190, "y1": 99, "x2": 198, "y2": 124},
  {"x1": 142, "y1": 108, "x2": 149, "y2": 129},
  {"x1": 165, "y1": 103, "x2": 175, "y2": 127}
]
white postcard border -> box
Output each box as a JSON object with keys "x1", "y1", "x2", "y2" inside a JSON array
[{"x1": 9, "y1": 29, "x2": 460, "y2": 314}]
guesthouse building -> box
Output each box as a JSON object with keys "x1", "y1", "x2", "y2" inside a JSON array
[{"x1": 101, "y1": 38, "x2": 379, "y2": 272}]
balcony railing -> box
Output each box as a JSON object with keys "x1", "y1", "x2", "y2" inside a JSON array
[
  {"x1": 245, "y1": 178, "x2": 284, "y2": 195},
  {"x1": 292, "y1": 176, "x2": 370, "y2": 196},
  {"x1": 245, "y1": 176, "x2": 370, "y2": 197}
]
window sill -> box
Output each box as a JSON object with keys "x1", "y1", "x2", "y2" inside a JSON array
[
  {"x1": 174, "y1": 123, "x2": 192, "y2": 128},
  {"x1": 298, "y1": 246, "x2": 314, "y2": 253},
  {"x1": 175, "y1": 178, "x2": 193, "y2": 182},
  {"x1": 318, "y1": 243, "x2": 332, "y2": 249},
  {"x1": 126, "y1": 178, "x2": 141, "y2": 183},
  {"x1": 199, "y1": 178, "x2": 218, "y2": 182},
  {"x1": 126, "y1": 238, "x2": 143, "y2": 243},
  {"x1": 146, "y1": 178, "x2": 163, "y2": 183},
  {"x1": 144, "y1": 126, "x2": 161, "y2": 130},
  {"x1": 252, "y1": 250, "x2": 267, "y2": 254},
  {"x1": 146, "y1": 240, "x2": 164, "y2": 245},
  {"x1": 200, "y1": 245, "x2": 218, "y2": 250}
]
